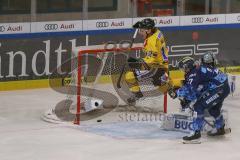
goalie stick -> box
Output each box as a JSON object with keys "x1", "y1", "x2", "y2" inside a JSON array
[{"x1": 117, "y1": 29, "x2": 138, "y2": 89}]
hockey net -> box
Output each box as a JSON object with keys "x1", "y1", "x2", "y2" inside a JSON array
[{"x1": 43, "y1": 43, "x2": 167, "y2": 125}]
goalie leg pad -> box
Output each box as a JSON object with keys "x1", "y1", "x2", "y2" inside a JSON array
[
  {"x1": 125, "y1": 71, "x2": 137, "y2": 84},
  {"x1": 125, "y1": 71, "x2": 141, "y2": 93}
]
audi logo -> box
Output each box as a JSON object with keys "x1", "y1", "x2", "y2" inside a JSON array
[
  {"x1": 192, "y1": 17, "x2": 204, "y2": 23},
  {"x1": 0, "y1": 26, "x2": 5, "y2": 32},
  {"x1": 44, "y1": 24, "x2": 58, "y2": 30},
  {"x1": 96, "y1": 22, "x2": 109, "y2": 28}
]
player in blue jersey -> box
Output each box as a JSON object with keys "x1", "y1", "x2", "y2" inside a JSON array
[{"x1": 169, "y1": 55, "x2": 230, "y2": 142}]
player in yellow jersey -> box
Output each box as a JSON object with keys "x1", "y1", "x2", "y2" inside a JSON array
[{"x1": 125, "y1": 18, "x2": 171, "y2": 104}]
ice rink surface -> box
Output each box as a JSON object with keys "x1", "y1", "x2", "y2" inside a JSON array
[{"x1": 0, "y1": 87, "x2": 240, "y2": 160}]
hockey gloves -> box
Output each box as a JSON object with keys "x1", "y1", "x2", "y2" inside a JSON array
[
  {"x1": 180, "y1": 98, "x2": 191, "y2": 109},
  {"x1": 168, "y1": 88, "x2": 177, "y2": 99}
]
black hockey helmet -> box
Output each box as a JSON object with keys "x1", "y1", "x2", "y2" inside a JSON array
[
  {"x1": 178, "y1": 57, "x2": 195, "y2": 72},
  {"x1": 201, "y1": 51, "x2": 216, "y2": 67},
  {"x1": 133, "y1": 18, "x2": 155, "y2": 29}
]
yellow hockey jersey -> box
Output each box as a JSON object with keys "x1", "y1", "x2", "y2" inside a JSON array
[{"x1": 142, "y1": 29, "x2": 169, "y2": 69}]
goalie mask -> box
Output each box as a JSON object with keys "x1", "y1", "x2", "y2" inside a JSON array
[
  {"x1": 178, "y1": 57, "x2": 195, "y2": 73},
  {"x1": 202, "y1": 51, "x2": 216, "y2": 67},
  {"x1": 133, "y1": 18, "x2": 155, "y2": 29}
]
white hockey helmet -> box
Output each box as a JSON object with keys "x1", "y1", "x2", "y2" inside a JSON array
[{"x1": 202, "y1": 51, "x2": 216, "y2": 66}]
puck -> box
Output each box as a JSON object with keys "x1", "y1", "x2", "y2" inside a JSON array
[{"x1": 97, "y1": 119, "x2": 102, "y2": 122}]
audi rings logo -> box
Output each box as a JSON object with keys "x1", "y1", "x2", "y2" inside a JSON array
[
  {"x1": 96, "y1": 22, "x2": 109, "y2": 28},
  {"x1": 192, "y1": 17, "x2": 204, "y2": 23},
  {"x1": 0, "y1": 26, "x2": 5, "y2": 32},
  {"x1": 44, "y1": 24, "x2": 58, "y2": 30}
]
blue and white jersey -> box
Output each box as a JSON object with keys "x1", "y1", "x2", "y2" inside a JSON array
[
  {"x1": 177, "y1": 65, "x2": 228, "y2": 102},
  {"x1": 206, "y1": 66, "x2": 228, "y2": 90}
]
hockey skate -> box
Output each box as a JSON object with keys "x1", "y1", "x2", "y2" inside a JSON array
[
  {"x1": 183, "y1": 131, "x2": 201, "y2": 144},
  {"x1": 127, "y1": 91, "x2": 143, "y2": 105},
  {"x1": 207, "y1": 124, "x2": 229, "y2": 136}
]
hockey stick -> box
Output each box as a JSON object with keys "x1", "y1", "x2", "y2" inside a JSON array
[
  {"x1": 117, "y1": 29, "x2": 138, "y2": 89},
  {"x1": 187, "y1": 103, "x2": 214, "y2": 128},
  {"x1": 117, "y1": 64, "x2": 126, "y2": 88}
]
